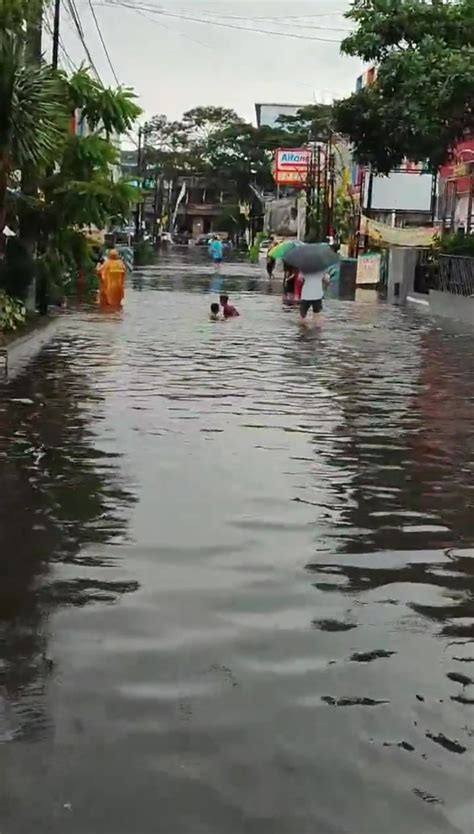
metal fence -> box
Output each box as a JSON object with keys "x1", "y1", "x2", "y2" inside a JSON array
[{"x1": 438, "y1": 255, "x2": 474, "y2": 296}]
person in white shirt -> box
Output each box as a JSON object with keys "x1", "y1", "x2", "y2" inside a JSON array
[{"x1": 299, "y1": 270, "x2": 329, "y2": 321}]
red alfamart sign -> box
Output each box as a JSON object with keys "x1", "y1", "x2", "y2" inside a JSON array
[{"x1": 274, "y1": 148, "x2": 311, "y2": 187}]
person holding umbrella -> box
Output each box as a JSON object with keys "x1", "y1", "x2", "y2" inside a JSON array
[{"x1": 283, "y1": 243, "x2": 339, "y2": 324}]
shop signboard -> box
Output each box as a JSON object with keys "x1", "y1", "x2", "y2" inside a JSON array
[
  {"x1": 356, "y1": 252, "x2": 381, "y2": 285},
  {"x1": 274, "y1": 148, "x2": 311, "y2": 187}
]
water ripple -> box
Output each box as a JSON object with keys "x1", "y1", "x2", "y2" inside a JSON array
[{"x1": 0, "y1": 255, "x2": 473, "y2": 833}]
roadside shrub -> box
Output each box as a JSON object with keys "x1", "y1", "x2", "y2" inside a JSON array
[
  {"x1": 0, "y1": 290, "x2": 26, "y2": 332},
  {"x1": 0, "y1": 238, "x2": 35, "y2": 301},
  {"x1": 439, "y1": 232, "x2": 474, "y2": 258},
  {"x1": 133, "y1": 241, "x2": 155, "y2": 266}
]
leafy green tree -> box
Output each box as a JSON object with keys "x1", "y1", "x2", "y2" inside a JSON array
[
  {"x1": 34, "y1": 69, "x2": 141, "y2": 296},
  {"x1": 63, "y1": 66, "x2": 141, "y2": 136},
  {"x1": 0, "y1": 3, "x2": 141, "y2": 310},
  {"x1": 205, "y1": 122, "x2": 291, "y2": 199},
  {"x1": 145, "y1": 107, "x2": 243, "y2": 177},
  {"x1": 0, "y1": 29, "x2": 65, "y2": 231},
  {"x1": 276, "y1": 104, "x2": 335, "y2": 144},
  {"x1": 181, "y1": 106, "x2": 243, "y2": 146},
  {"x1": 42, "y1": 136, "x2": 137, "y2": 230},
  {"x1": 334, "y1": 0, "x2": 474, "y2": 173},
  {"x1": 144, "y1": 114, "x2": 199, "y2": 180},
  {"x1": 0, "y1": 0, "x2": 38, "y2": 29}
]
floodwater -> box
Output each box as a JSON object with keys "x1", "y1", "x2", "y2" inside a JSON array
[{"x1": 1, "y1": 252, "x2": 474, "y2": 834}]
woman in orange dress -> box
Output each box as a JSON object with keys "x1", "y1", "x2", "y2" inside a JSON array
[{"x1": 97, "y1": 249, "x2": 126, "y2": 310}]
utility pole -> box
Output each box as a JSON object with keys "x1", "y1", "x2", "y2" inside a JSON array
[
  {"x1": 134, "y1": 126, "x2": 143, "y2": 240},
  {"x1": 328, "y1": 151, "x2": 336, "y2": 241},
  {"x1": 152, "y1": 172, "x2": 164, "y2": 245},
  {"x1": 466, "y1": 172, "x2": 474, "y2": 236},
  {"x1": 315, "y1": 145, "x2": 322, "y2": 241},
  {"x1": 321, "y1": 142, "x2": 329, "y2": 239},
  {"x1": 52, "y1": 0, "x2": 61, "y2": 70},
  {"x1": 364, "y1": 169, "x2": 374, "y2": 253},
  {"x1": 305, "y1": 145, "x2": 315, "y2": 240}
]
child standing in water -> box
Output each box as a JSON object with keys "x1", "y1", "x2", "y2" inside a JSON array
[{"x1": 208, "y1": 236, "x2": 224, "y2": 272}]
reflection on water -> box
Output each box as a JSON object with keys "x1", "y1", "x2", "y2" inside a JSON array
[
  {"x1": 0, "y1": 253, "x2": 473, "y2": 834},
  {"x1": 0, "y1": 342, "x2": 137, "y2": 744}
]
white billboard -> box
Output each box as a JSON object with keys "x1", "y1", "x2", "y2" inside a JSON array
[
  {"x1": 365, "y1": 171, "x2": 434, "y2": 212},
  {"x1": 255, "y1": 103, "x2": 305, "y2": 128}
]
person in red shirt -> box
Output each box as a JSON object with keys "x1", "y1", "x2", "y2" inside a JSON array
[{"x1": 219, "y1": 294, "x2": 240, "y2": 318}]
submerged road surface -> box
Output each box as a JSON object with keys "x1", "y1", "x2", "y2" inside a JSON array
[{"x1": 1, "y1": 253, "x2": 474, "y2": 834}]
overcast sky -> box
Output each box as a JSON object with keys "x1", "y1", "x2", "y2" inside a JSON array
[{"x1": 54, "y1": 0, "x2": 363, "y2": 127}]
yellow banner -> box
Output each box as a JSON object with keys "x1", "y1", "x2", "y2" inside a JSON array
[{"x1": 361, "y1": 216, "x2": 436, "y2": 247}]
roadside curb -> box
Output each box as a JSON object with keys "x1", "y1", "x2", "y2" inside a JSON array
[{"x1": 1, "y1": 315, "x2": 62, "y2": 379}]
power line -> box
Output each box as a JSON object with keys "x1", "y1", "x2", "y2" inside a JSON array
[
  {"x1": 88, "y1": 0, "x2": 121, "y2": 84},
  {"x1": 65, "y1": 0, "x2": 103, "y2": 80},
  {"x1": 134, "y1": 7, "x2": 216, "y2": 52},
  {"x1": 192, "y1": 17, "x2": 352, "y2": 34},
  {"x1": 157, "y1": 5, "x2": 351, "y2": 32},
  {"x1": 59, "y1": 35, "x2": 79, "y2": 71},
  {"x1": 182, "y1": 10, "x2": 348, "y2": 22},
  {"x1": 128, "y1": 6, "x2": 323, "y2": 95},
  {"x1": 98, "y1": 2, "x2": 344, "y2": 43},
  {"x1": 104, "y1": 0, "x2": 348, "y2": 22}
]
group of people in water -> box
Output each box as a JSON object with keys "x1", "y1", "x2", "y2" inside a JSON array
[
  {"x1": 96, "y1": 235, "x2": 329, "y2": 327},
  {"x1": 209, "y1": 294, "x2": 240, "y2": 321},
  {"x1": 267, "y1": 242, "x2": 330, "y2": 320},
  {"x1": 209, "y1": 234, "x2": 329, "y2": 325}
]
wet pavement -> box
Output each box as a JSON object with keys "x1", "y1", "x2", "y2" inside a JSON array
[{"x1": 1, "y1": 251, "x2": 474, "y2": 834}]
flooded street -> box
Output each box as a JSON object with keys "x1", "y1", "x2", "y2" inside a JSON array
[{"x1": 1, "y1": 253, "x2": 474, "y2": 834}]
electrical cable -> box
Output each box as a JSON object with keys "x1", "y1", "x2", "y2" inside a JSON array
[
  {"x1": 132, "y1": 6, "x2": 322, "y2": 92},
  {"x1": 178, "y1": 10, "x2": 348, "y2": 22},
  {"x1": 98, "y1": 2, "x2": 344, "y2": 43},
  {"x1": 134, "y1": 7, "x2": 217, "y2": 52},
  {"x1": 58, "y1": 36, "x2": 79, "y2": 71},
  {"x1": 154, "y1": 5, "x2": 351, "y2": 32},
  {"x1": 65, "y1": 0, "x2": 103, "y2": 79},
  {"x1": 103, "y1": 0, "x2": 348, "y2": 22},
  {"x1": 88, "y1": 0, "x2": 121, "y2": 84}
]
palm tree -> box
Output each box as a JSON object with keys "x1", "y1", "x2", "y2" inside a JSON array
[
  {"x1": 63, "y1": 66, "x2": 141, "y2": 137},
  {"x1": 0, "y1": 29, "x2": 65, "y2": 232}
]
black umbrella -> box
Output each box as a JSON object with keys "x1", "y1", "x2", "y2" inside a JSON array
[{"x1": 283, "y1": 243, "x2": 339, "y2": 273}]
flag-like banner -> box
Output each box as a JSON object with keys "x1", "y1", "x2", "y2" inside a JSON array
[{"x1": 361, "y1": 216, "x2": 436, "y2": 247}]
